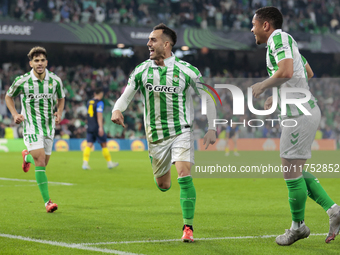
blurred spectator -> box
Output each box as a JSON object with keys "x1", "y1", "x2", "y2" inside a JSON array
[{"x1": 4, "y1": 0, "x2": 340, "y2": 33}]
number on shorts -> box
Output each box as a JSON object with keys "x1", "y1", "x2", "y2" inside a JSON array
[{"x1": 27, "y1": 134, "x2": 38, "y2": 143}]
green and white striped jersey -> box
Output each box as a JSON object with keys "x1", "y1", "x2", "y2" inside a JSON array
[
  {"x1": 127, "y1": 55, "x2": 204, "y2": 142},
  {"x1": 266, "y1": 29, "x2": 317, "y2": 117},
  {"x1": 7, "y1": 69, "x2": 65, "y2": 136}
]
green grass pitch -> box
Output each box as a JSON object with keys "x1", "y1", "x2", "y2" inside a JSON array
[{"x1": 1, "y1": 151, "x2": 340, "y2": 255}]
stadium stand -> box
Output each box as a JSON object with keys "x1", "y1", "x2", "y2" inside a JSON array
[{"x1": 0, "y1": 0, "x2": 340, "y2": 33}]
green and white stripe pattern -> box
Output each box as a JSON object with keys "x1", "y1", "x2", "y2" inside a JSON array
[
  {"x1": 266, "y1": 29, "x2": 317, "y2": 117},
  {"x1": 7, "y1": 69, "x2": 65, "y2": 136},
  {"x1": 127, "y1": 55, "x2": 203, "y2": 142}
]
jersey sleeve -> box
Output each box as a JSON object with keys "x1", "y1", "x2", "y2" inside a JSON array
[
  {"x1": 270, "y1": 33, "x2": 293, "y2": 64},
  {"x1": 127, "y1": 69, "x2": 140, "y2": 91},
  {"x1": 55, "y1": 78, "x2": 65, "y2": 99},
  {"x1": 301, "y1": 55, "x2": 308, "y2": 66},
  {"x1": 7, "y1": 77, "x2": 23, "y2": 97},
  {"x1": 96, "y1": 101, "x2": 104, "y2": 113}
]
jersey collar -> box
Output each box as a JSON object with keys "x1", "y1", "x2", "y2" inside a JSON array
[
  {"x1": 31, "y1": 68, "x2": 50, "y2": 81},
  {"x1": 267, "y1": 29, "x2": 282, "y2": 46},
  {"x1": 151, "y1": 52, "x2": 175, "y2": 68}
]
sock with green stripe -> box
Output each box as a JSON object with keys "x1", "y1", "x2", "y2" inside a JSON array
[
  {"x1": 178, "y1": 176, "x2": 196, "y2": 226},
  {"x1": 286, "y1": 177, "x2": 307, "y2": 223},
  {"x1": 303, "y1": 170, "x2": 335, "y2": 211},
  {"x1": 25, "y1": 154, "x2": 35, "y2": 165},
  {"x1": 35, "y1": 166, "x2": 50, "y2": 203}
]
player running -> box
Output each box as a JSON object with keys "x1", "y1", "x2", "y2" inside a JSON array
[
  {"x1": 5, "y1": 46, "x2": 65, "y2": 213},
  {"x1": 83, "y1": 88, "x2": 118, "y2": 170},
  {"x1": 251, "y1": 7, "x2": 340, "y2": 245},
  {"x1": 111, "y1": 23, "x2": 216, "y2": 242}
]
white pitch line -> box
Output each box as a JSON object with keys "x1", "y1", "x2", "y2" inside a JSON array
[
  {"x1": 80, "y1": 233, "x2": 328, "y2": 246},
  {"x1": 0, "y1": 234, "x2": 142, "y2": 255},
  {"x1": 0, "y1": 177, "x2": 74, "y2": 186}
]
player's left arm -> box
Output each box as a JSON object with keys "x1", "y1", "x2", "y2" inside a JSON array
[
  {"x1": 252, "y1": 58, "x2": 293, "y2": 98},
  {"x1": 54, "y1": 98, "x2": 65, "y2": 125},
  {"x1": 96, "y1": 101, "x2": 104, "y2": 136},
  {"x1": 54, "y1": 78, "x2": 65, "y2": 125},
  {"x1": 195, "y1": 75, "x2": 217, "y2": 149}
]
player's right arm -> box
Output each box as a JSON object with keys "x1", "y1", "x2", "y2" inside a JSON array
[
  {"x1": 5, "y1": 95, "x2": 24, "y2": 124},
  {"x1": 111, "y1": 69, "x2": 140, "y2": 128},
  {"x1": 5, "y1": 77, "x2": 25, "y2": 124}
]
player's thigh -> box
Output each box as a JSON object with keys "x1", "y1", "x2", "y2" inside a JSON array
[
  {"x1": 280, "y1": 106, "x2": 321, "y2": 160},
  {"x1": 86, "y1": 132, "x2": 96, "y2": 144},
  {"x1": 148, "y1": 137, "x2": 173, "y2": 178},
  {"x1": 96, "y1": 132, "x2": 107, "y2": 144},
  {"x1": 171, "y1": 131, "x2": 194, "y2": 176}
]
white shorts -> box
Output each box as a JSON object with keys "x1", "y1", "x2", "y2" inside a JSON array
[
  {"x1": 23, "y1": 134, "x2": 54, "y2": 155},
  {"x1": 280, "y1": 105, "x2": 321, "y2": 159},
  {"x1": 148, "y1": 131, "x2": 194, "y2": 178}
]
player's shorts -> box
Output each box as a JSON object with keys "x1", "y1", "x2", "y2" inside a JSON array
[
  {"x1": 280, "y1": 105, "x2": 321, "y2": 159},
  {"x1": 226, "y1": 126, "x2": 239, "y2": 138},
  {"x1": 23, "y1": 134, "x2": 54, "y2": 155},
  {"x1": 87, "y1": 131, "x2": 107, "y2": 144},
  {"x1": 148, "y1": 131, "x2": 194, "y2": 178}
]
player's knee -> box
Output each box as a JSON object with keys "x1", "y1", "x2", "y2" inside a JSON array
[
  {"x1": 34, "y1": 158, "x2": 46, "y2": 167},
  {"x1": 177, "y1": 169, "x2": 191, "y2": 178},
  {"x1": 158, "y1": 181, "x2": 171, "y2": 191}
]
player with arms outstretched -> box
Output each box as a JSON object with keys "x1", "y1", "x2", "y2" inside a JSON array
[
  {"x1": 5, "y1": 46, "x2": 65, "y2": 213},
  {"x1": 83, "y1": 88, "x2": 118, "y2": 170},
  {"x1": 111, "y1": 23, "x2": 216, "y2": 242},
  {"x1": 251, "y1": 7, "x2": 340, "y2": 245}
]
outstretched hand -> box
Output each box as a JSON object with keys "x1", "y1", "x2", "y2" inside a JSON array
[
  {"x1": 203, "y1": 129, "x2": 216, "y2": 150},
  {"x1": 111, "y1": 110, "x2": 126, "y2": 128}
]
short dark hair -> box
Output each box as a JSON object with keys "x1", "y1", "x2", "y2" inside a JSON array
[
  {"x1": 27, "y1": 46, "x2": 47, "y2": 61},
  {"x1": 94, "y1": 88, "x2": 103, "y2": 95},
  {"x1": 153, "y1": 23, "x2": 177, "y2": 47},
  {"x1": 255, "y1": 6, "x2": 283, "y2": 30}
]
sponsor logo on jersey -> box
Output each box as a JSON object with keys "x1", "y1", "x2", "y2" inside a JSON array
[
  {"x1": 27, "y1": 94, "x2": 53, "y2": 100},
  {"x1": 145, "y1": 83, "x2": 179, "y2": 93}
]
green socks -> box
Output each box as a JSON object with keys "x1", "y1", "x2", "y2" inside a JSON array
[
  {"x1": 303, "y1": 171, "x2": 335, "y2": 211},
  {"x1": 26, "y1": 154, "x2": 35, "y2": 164},
  {"x1": 35, "y1": 166, "x2": 50, "y2": 203},
  {"x1": 286, "y1": 177, "x2": 307, "y2": 222},
  {"x1": 178, "y1": 176, "x2": 196, "y2": 226}
]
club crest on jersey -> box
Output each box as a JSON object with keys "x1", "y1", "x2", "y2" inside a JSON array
[
  {"x1": 173, "y1": 75, "x2": 179, "y2": 83},
  {"x1": 29, "y1": 84, "x2": 34, "y2": 90},
  {"x1": 145, "y1": 83, "x2": 179, "y2": 93},
  {"x1": 48, "y1": 83, "x2": 53, "y2": 89}
]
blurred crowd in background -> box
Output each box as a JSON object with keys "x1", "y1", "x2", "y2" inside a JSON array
[
  {"x1": 0, "y1": 0, "x2": 340, "y2": 33},
  {"x1": 0, "y1": 62, "x2": 339, "y2": 146}
]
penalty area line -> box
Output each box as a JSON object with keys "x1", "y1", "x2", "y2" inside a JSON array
[
  {"x1": 0, "y1": 233, "x2": 142, "y2": 255},
  {"x1": 80, "y1": 233, "x2": 328, "y2": 245},
  {"x1": 0, "y1": 177, "x2": 74, "y2": 186}
]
